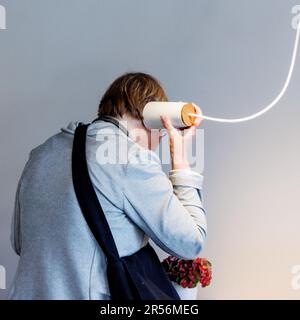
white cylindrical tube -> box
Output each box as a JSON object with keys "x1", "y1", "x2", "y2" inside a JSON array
[{"x1": 142, "y1": 101, "x2": 197, "y2": 129}]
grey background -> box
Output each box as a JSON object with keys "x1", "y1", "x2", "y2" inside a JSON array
[{"x1": 1, "y1": 0, "x2": 300, "y2": 299}]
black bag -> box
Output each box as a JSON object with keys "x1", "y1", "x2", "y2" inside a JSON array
[{"x1": 72, "y1": 122, "x2": 180, "y2": 301}]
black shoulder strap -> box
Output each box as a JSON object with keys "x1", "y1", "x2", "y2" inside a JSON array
[
  {"x1": 92, "y1": 115, "x2": 130, "y2": 137},
  {"x1": 72, "y1": 123, "x2": 120, "y2": 261}
]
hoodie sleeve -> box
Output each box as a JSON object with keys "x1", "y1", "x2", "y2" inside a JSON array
[
  {"x1": 10, "y1": 177, "x2": 22, "y2": 256},
  {"x1": 122, "y1": 147, "x2": 207, "y2": 260},
  {"x1": 10, "y1": 150, "x2": 34, "y2": 256}
]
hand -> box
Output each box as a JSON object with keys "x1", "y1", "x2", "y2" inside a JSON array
[{"x1": 160, "y1": 103, "x2": 203, "y2": 170}]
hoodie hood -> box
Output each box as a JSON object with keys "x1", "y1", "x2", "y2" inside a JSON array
[
  {"x1": 61, "y1": 121, "x2": 81, "y2": 135},
  {"x1": 60, "y1": 118, "x2": 131, "y2": 139}
]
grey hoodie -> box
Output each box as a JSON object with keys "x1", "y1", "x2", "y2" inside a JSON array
[{"x1": 8, "y1": 118, "x2": 207, "y2": 300}]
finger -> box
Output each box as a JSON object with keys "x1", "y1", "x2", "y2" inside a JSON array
[
  {"x1": 185, "y1": 125, "x2": 196, "y2": 138},
  {"x1": 191, "y1": 103, "x2": 204, "y2": 127},
  {"x1": 190, "y1": 125, "x2": 196, "y2": 136},
  {"x1": 160, "y1": 115, "x2": 175, "y2": 132}
]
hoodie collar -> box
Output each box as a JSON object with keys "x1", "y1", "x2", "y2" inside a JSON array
[
  {"x1": 92, "y1": 115, "x2": 130, "y2": 137},
  {"x1": 61, "y1": 116, "x2": 130, "y2": 138}
]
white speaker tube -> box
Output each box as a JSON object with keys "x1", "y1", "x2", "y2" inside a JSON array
[{"x1": 142, "y1": 101, "x2": 197, "y2": 129}]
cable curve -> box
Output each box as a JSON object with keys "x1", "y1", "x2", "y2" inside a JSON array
[{"x1": 189, "y1": 22, "x2": 300, "y2": 123}]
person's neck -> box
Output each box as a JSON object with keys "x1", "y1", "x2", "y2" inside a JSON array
[{"x1": 116, "y1": 114, "x2": 150, "y2": 150}]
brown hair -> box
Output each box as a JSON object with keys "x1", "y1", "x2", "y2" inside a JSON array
[{"x1": 98, "y1": 72, "x2": 168, "y2": 120}]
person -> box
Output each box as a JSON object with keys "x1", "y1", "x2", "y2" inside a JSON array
[{"x1": 8, "y1": 72, "x2": 207, "y2": 300}]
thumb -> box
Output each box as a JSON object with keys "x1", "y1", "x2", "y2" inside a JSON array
[{"x1": 160, "y1": 115, "x2": 176, "y2": 134}]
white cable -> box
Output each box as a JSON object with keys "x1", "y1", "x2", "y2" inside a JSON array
[{"x1": 188, "y1": 22, "x2": 300, "y2": 123}]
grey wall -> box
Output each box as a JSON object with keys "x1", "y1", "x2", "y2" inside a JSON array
[{"x1": 1, "y1": 0, "x2": 300, "y2": 299}]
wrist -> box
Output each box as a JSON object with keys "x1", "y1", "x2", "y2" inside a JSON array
[{"x1": 171, "y1": 159, "x2": 191, "y2": 170}]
